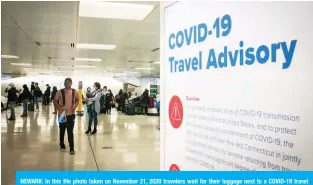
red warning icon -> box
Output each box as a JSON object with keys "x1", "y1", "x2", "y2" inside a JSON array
[
  {"x1": 169, "y1": 164, "x2": 180, "y2": 171},
  {"x1": 168, "y1": 96, "x2": 183, "y2": 129}
]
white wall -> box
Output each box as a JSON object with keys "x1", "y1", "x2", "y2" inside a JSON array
[{"x1": 1, "y1": 75, "x2": 123, "y2": 96}]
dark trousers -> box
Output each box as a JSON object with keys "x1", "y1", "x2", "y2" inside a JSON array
[
  {"x1": 45, "y1": 96, "x2": 50, "y2": 105},
  {"x1": 59, "y1": 114, "x2": 75, "y2": 149},
  {"x1": 106, "y1": 104, "x2": 111, "y2": 114},
  {"x1": 121, "y1": 103, "x2": 125, "y2": 113}
]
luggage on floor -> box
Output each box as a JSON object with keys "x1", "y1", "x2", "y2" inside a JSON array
[
  {"x1": 135, "y1": 107, "x2": 142, "y2": 114},
  {"x1": 148, "y1": 97, "x2": 155, "y2": 108},
  {"x1": 125, "y1": 105, "x2": 135, "y2": 115},
  {"x1": 156, "y1": 101, "x2": 160, "y2": 109},
  {"x1": 28, "y1": 103, "x2": 34, "y2": 111}
]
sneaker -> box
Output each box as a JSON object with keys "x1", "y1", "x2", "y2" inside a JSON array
[
  {"x1": 69, "y1": 150, "x2": 75, "y2": 155},
  {"x1": 20, "y1": 114, "x2": 27, "y2": 117},
  {"x1": 8, "y1": 117, "x2": 15, "y2": 121},
  {"x1": 60, "y1": 144, "x2": 66, "y2": 151}
]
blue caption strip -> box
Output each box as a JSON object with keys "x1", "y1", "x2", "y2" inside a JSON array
[{"x1": 16, "y1": 171, "x2": 312, "y2": 185}]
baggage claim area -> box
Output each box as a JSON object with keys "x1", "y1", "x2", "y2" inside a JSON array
[{"x1": 1, "y1": 1, "x2": 160, "y2": 184}]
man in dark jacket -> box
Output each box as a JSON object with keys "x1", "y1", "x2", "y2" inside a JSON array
[
  {"x1": 141, "y1": 89, "x2": 149, "y2": 115},
  {"x1": 31, "y1": 82, "x2": 35, "y2": 94},
  {"x1": 44, "y1": 84, "x2": 51, "y2": 105},
  {"x1": 34, "y1": 83, "x2": 42, "y2": 111},
  {"x1": 21, "y1": 84, "x2": 33, "y2": 117},
  {"x1": 5, "y1": 83, "x2": 18, "y2": 120}
]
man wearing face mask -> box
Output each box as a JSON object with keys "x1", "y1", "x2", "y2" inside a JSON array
[
  {"x1": 84, "y1": 82, "x2": 102, "y2": 134},
  {"x1": 53, "y1": 78, "x2": 79, "y2": 155}
]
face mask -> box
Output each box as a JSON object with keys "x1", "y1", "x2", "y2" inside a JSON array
[{"x1": 64, "y1": 83, "x2": 71, "y2": 89}]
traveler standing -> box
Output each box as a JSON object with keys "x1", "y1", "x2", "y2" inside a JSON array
[
  {"x1": 53, "y1": 78, "x2": 79, "y2": 155},
  {"x1": 33, "y1": 83, "x2": 42, "y2": 111},
  {"x1": 116, "y1": 89, "x2": 123, "y2": 111},
  {"x1": 17, "y1": 89, "x2": 22, "y2": 106},
  {"x1": 5, "y1": 83, "x2": 18, "y2": 121},
  {"x1": 105, "y1": 89, "x2": 114, "y2": 115},
  {"x1": 51, "y1": 86, "x2": 58, "y2": 114},
  {"x1": 44, "y1": 84, "x2": 51, "y2": 105},
  {"x1": 31, "y1": 82, "x2": 35, "y2": 94},
  {"x1": 21, "y1": 84, "x2": 33, "y2": 117},
  {"x1": 85, "y1": 82, "x2": 102, "y2": 134},
  {"x1": 156, "y1": 92, "x2": 160, "y2": 116},
  {"x1": 102, "y1": 86, "x2": 108, "y2": 112},
  {"x1": 141, "y1": 89, "x2": 149, "y2": 115}
]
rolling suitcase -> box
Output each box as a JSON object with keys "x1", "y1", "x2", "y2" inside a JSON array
[{"x1": 28, "y1": 103, "x2": 34, "y2": 111}]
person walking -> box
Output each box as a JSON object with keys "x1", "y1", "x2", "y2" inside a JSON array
[
  {"x1": 20, "y1": 84, "x2": 33, "y2": 117},
  {"x1": 53, "y1": 78, "x2": 79, "y2": 155},
  {"x1": 5, "y1": 83, "x2": 18, "y2": 121},
  {"x1": 85, "y1": 82, "x2": 102, "y2": 134}
]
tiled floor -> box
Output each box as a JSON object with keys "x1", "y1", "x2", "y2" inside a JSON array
[{"x1": 1, "y1": 105, "x2": 160, "y2": 185}]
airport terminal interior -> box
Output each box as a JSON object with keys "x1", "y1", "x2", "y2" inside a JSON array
[{"x1": 1, "y1": 1, "x2": 161, "y2": 184}]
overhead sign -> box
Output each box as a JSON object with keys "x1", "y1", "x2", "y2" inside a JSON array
[{"x1": 161, "y1": 1, "x2": 313, "y2": 170}]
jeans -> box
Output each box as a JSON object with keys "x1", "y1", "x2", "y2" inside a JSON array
[
  {"x1": 23, "y1": 99, "x2": 29, "y2": 113},
  {"x1": 9, "y1": 101, "x2": 15, "y2": 118},
  {"x1": 88, "y1": 110, "x2": 98, "y2": 130},
  {"x1": 34, "y1": 97, "x2": 39, "y2": 109},
  {"x1": 59, "y1": 114, "x2": 75, "y2": 150}
]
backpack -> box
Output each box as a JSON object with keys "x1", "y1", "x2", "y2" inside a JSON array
[
  {"x1": 60, "y1": 89, "x2": 76, "y2": 107},
  {"x1": 37, "y1": 89, "x2": 43, "y2": 97}
]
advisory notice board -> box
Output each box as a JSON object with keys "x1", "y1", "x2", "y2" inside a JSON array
[{"x1": 161, "y1": 1, "x2": 313, "y2": 171}]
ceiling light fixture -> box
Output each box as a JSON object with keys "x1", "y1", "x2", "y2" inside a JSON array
[
  {"x1": 75, "y1": 58, "x2": 102, "y2": 62},
  {"x1": 75, "y1": 65, "x2": 96, "y2": 68},
  {"x1": 77, "y1": 44, "x2": 116, "y2": 50},
  {"x1": 10, "y1": 63, "x2": 32, "y2": 66},
  {"x1": 153, "y1": 61, "x2": 160, "y2": 64},
  {"x1": 134, "y1": 67, "x2": 154, "y2": 70},
  {"x1": 79, "y1": 2, "x2": 154, "y2": 20},
  {"x1": 50, "y1": 58, "x2": 70, "y2": 61},
  {"x1": 1, "y1": 55, "x2": 19, "y2": 59}
]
